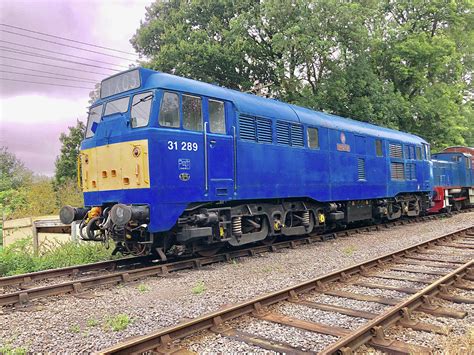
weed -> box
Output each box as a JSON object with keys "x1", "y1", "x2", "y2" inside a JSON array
[
  {"x1": 86, "y1": 319, "x2": 99, "y2": 327},
  {"x1": 192, "y1": 281, "x2": 206, "y2": 295},
  {"x1": 106, "y1": 314, "x2": 131, "y2": 332},
  {"x1": 0, "y1": 344, "x2": 28, "y2": 355},
  {"x1": 69, "y1": 324, "x2": 81, "y2": 333},
  {"x1": 342, "y1": 245, "x2": 357, "y2": 256},
  {"x1": 232, "y1": 259, "x2": 238, "y2": 266},
  {"x1": 137, "y1": 284, "x2": 149, "y2": 293},
  {"x1": 0, "y1": 237, "x2": 114, "y2": 276},
  {"x1": 440, "y1": 326, "x2": 474, "y2": 353},
  {"x1": 262, "y1": 266, "x2": 272, "y2": 273}
]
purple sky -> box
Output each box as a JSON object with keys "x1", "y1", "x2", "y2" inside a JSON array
[{"x1": 0, "y1": 0, "x2": 149, "y2": 175}]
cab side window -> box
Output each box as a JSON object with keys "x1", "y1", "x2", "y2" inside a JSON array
[
  {"x1": 375, "y1": 139, "x2": 383, "y2": 157},
  {"x1": 209, "y1": 99, "x2": 226, "y2": 134},
  {"x1": 183, "y1": 95, "x2": 202, "y2": 131},
  {"x1": 416, "y1": 146, "x2": 422, "y2": 160},
  {"x1": 159, "y1": 92, "x2": 180, "y2": 128},
  {"x1": 307, "y1": 127, "x2": 319, "y2": 149}
]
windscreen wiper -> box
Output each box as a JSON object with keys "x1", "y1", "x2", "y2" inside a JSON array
[{"x1": 132, "y1": 94, "x2": 153, "y2": 106}]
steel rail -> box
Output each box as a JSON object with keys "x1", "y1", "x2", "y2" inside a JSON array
[
  {"x1": 0, "y1": 255, "x2": 150, "y2": 288},
  {"x1": 1, "y1": 208, "x2": 467, "y2": 289},
  {"x1": 98, "y1": 225, "x2": 473, "y2": 355},
  {"x1": 0, "y1": 209, "x2": 470, "y2": 306},
  {"x1": 321, "y1": 259, "x2": 474, "y2": 354}
]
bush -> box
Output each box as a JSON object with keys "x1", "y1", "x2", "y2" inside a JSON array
[{"x1": 0, "y1": 237, "x2": 114, "y2": 276}]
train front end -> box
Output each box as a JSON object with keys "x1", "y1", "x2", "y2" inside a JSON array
[{"x1": 60, "y1": 68, "x2": 158, "y2": 256}]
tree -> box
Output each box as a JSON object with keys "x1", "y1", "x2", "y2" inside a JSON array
[
  {"x1": 0, "y1": 146, "x2": 32, "y2": 191},
  {"x1": 54, "y1": 120, "x2": 86, "y2": 185},
  {"x1": 0, "y1": 148, "x2": 32, "y2": 218},
  {"x1": 131, "y1": 0, "x2": 472, "y2": 151},
  {"x1": 14, "y1": 177, "x2": 58, "y2": 218}
]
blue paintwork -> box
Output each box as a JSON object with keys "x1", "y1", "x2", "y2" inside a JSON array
[
  {"x1": 83, "y1": 68, "x2": 432, "y2": 232},
  {"x1": 432, "y1": 152, "x2": 474, "y2": 187}
]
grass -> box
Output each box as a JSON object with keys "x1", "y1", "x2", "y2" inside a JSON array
[
  {"x1": 440, "y1": 327, "x2": 474, "y2": 354},
  {"x1": 69, "y1": 324, "x2": 81, "y2": 333},
  {"x1": 0, "y1": 237, "x2": 114, "y2": 276},
  {"x1": 137, "y1": 284, "x2": 149, "y2": 293},
  {"x1": 105, "y1": 314, "x2": 132, "y2": 332},
  {"x1": 0, "y1": 344, "x2": 28, "y2": 355},
  {"x1": 86, "y1": 319, "x2": 99, "y2": 327},
  {"x1": 192, "y1": 281, "x2": 206, "y2": 295}
]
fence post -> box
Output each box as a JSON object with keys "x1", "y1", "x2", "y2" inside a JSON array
[{"x1": 32, "y1": 219, "x2": 39, "y2": 255}]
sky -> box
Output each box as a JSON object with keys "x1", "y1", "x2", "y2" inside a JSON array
[{"x1": 0, "y1": 0, "x2": 150, "y2": 175}]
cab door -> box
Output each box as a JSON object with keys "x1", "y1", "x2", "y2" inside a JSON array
[{"x1": 204, "y1": 99, "x2": 234, "y2": 200}]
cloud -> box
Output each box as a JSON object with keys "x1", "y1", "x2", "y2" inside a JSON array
[
  {"x1": 0, "y1": 0, "x2": 151, "y2": 175},
  {"x1": 1, "y1": 95, "x2": 88, "y2": 175}
]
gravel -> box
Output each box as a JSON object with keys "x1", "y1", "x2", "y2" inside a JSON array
[
  {"x1": 381, "y1": 284, "x2": 474, "y2": 353},
  {"x1": 379, "y1": 270, "x2": 438, "y2": 281},
  {"x1": 234, "y1": 316, "x2": 338, "y2": 352},
  {"x1": 391, "y1": 262, "x2": 454, "y2": 272},
  {"x1": 181, "y1": 330, "x2": 271, "y2": 354},
  {"x1": 273, "y1": 301, "x2": 367, "y2": 330},
  {"x1": 336, "y1": 284, "x2": 409, "y2": 299},
  {"x1": 303, "y1": 293, "x2": 388, "y2": 314},
  {"x1": 0, "y1": 212, "x2": 472, "y2": 353},
  {"x1": 358, "y1": 275, "x2": 426, "y2": 289}
]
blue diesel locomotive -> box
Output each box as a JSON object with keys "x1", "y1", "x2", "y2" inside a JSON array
[
  {"x1": 60, "y1": 67, "x2": 433, "y2": 256},
  {"x1": 429, "y1": 148, "x2": 474, "y2": 213}
]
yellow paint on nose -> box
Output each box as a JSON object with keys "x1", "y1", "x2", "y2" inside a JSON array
[{"x1": 80, "y1": 139, "x2": 150, "y2": 192}]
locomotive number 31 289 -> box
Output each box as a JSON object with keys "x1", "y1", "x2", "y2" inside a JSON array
[{"x1": 167, "y1": 141, "x2": 199, "y2": 151}]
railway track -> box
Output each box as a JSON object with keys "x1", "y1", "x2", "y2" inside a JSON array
[
  {"x1": 0, "y1": 209, "x2": 471, "y2": 308},
  {"x1": 99, "y1": 225, "x2": 474, "y2": 354}
]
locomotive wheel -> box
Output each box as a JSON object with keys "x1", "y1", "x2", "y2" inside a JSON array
[{"x1": 196, "y1": 247, "x2": 222, "y2": 257}]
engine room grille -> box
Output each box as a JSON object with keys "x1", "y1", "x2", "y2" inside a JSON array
[
  {"x1": 276, "y1": 121, "x2": 291, "y2": 145},
  {"x1": 291, "y1": 124, "x2": 304, "y2": 147},
  {"x1": 256, "y1": 118, "x2": 272, "y2": 143},
  {"x1": 389, "y1": 143, "x2": 403, "y2": 158},
  {"x1": 239, "y1": 115, "x2": 256, "y2": 141},
  {"x1": 406, "y1": 163, "x2": 416, "y2": 180},
  {"x1": 357, "y1": 158, "x2": 366, "y2": 181},
  {"x1": 391, "y1": 162, "x2": 405, "y2": 180}
]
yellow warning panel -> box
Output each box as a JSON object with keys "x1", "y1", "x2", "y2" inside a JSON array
[{"x1": 81, "y1": 139, "x2": 150, "y2": 192}]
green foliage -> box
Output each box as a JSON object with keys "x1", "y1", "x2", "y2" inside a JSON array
[
  {"x1": 0, "y1": 147, "x2": 83, "y2": 219},
  {"x1": 0, "y1": 146, "x2": 32, "y2": 192},
  {"x1": 54, "y1": 120, "x2": 85, "y2": 185},
  {"x1": 132, "y1": 0, "x2": 473, "y2": 150},
  {"x1": 0, "y1": 147, "x2": 32, "y2": 218},
  {"x1": 191, "y1": 280, "x2": 206, "y2": 295},
  {"x1": 105, "y1": 314, "x2": 132, "y2": 331},
  {"x1": 342, "y1": 245, "x2": 357, "y2": 256},
  {"x1": 87, "y1": 319, "x2": 99, "y2": 327},
  {"x1": 56, "y1": 178, "x2": 84, "y2": 209},
  {"x1": 69, "y1": 325, "x2": 81, "y2": 334},
  {"x1": 137, "y1": 283, "x2": 150, "y2": 293},
  {"x1": 0, "y1": 237, "x2": 113, "y2": 277},
  {"x1": 0, "y1": 344, "x2": 28, "y2": 355},
  {"x1": 14, "y1": 177, "x2": 58, "y2": 218}
]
